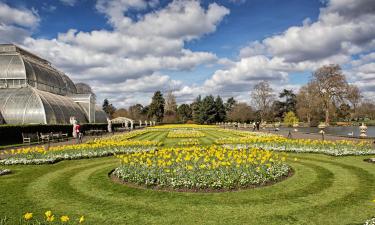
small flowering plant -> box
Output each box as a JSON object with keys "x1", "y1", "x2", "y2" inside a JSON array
[
  {"x1": 363, "y1": 198, "x2": 375, "y2": 225},
  {"x1": 0, "y1": 168, "x2": 11, "y2": 176},
  {"x1": 0, "y1": 211, "x2": 85, "y2": 225},
  {"x1": 114, "y1": 145, "x2": 291, "y2": 190}
]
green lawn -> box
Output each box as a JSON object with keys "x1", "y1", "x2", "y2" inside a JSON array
[
  {"x1": 1, "y1": 128, "x2": 375, "y2": 225},
  {"x1": 131, "y1": 129, "x2": 240, "y2": 147}
]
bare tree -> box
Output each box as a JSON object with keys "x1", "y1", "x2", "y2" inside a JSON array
[
  {"x1": 312, "y1": 64, "x2": 348, "y2": 124},
  {"x1": 357, "y1": 100, "x2": 375, "y2": 120},
  {"x1": 163, "y1": 90, "x2": 177, "y2": 123},
  {"x1": 296, "y1": 82, "x2": 319, "y2": 124},
  {"x1": 251, "y1": 81, "x2": 275, "y2": 121},
  {"x1": 346, "y1": 84, "x2": 362, "y2": 119},
  {"x1": 164, "y1": 90, "x2": 177, "y2": 116},
  {"x1": 228, "y1": 103, "x2": 255, "y2": 122}
]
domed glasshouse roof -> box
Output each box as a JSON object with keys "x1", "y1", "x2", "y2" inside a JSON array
[{"x1": 0, "y1": 44, "x2": 107, "y2": 124}]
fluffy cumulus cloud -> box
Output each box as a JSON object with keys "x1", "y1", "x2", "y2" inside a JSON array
[
  {"x1": 1, "y1": 0, "x2": 374, "y2": 107},
  {"x1": 199, "y1": 0, "x2": 375, "y2": 103},
  {"x1": 0, "y1": 2, "x2": 39, "y2": 43},
  {"x1": 256, "y1": 0, "x2": 375, "y2": 62},
  {"x1": 13, "y1": 0, "x2": 229, "y2": 106},
  {"x1": 348, "y1": 52, "x2": 375, "y2": 99}
]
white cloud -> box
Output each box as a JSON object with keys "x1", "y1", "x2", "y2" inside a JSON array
[
  {"x1": 0, "y1": 2, "x2": 39, "y2": 43},
  {"x1": 240, "y1": 0, "x2": 375, "y2": 63},
  {"x1": 15, "y1": 0, "x2": 229, "y2": 107},
  {"x1": 203, "y1": 56, "x2": 289, "y2": 93},
  {"x1": 0, "y1": 2, "x2": 39, "y2": 27},
  {"x1": 60, "y1": 0, "x2": 77, "y2": 6},
  {"x1": 198, "y1": 0, "x2": 375, "y2": 104},
  {"x1": 239, "y1": 41, "x2": 268, "y2": 58},
  {"x1": 2, "y1": 0, "x2": 374, "y2": 107}
]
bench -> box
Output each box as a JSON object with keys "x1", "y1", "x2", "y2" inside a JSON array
[
  {"x1": 39, "y1": 133, "x2": 50, "y2": 143},
  {"x1": 22, "y1": 132, "x2": 40, "y2": 144},
  {"x1": 86, "y1": 129, "x2": 106, "y2": 136},
  {"x1": 46, "y1": 132, "x2": 69, "y2": 142}
]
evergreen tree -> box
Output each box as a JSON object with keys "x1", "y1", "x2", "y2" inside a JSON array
[
  {"x1": 177, "y1": 104, "x2": 192, "y2": 122},
  {"x1": 148, "y1": 91, "x2": 165, "y2": 122},
  {"x1": 192, "y1": 95, "x2": 203, "y2": 124},
  {"x1": 273, "y1": 89, "x2": 297, "y2": 119},
  {"x1": 214, "y1": 96, "x2": 226, "y2": 122},
  {"x1": 102, "y1": 98, "x2": 116, "y2": 118},
  {"x1": 201, "y1": 95, "x2": 216, "y2": 124},
  {"x1": 225, "y1": 97, "x2": 236, "y2": 113}
]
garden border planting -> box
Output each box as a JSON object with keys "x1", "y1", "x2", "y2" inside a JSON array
[{"x1": 109, "y1": 167, "x2": 294, "y2": 193}]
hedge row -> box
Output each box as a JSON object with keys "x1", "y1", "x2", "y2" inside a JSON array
[{"x1": 0, "y1": 123, "x2": 139, "y2": 146}]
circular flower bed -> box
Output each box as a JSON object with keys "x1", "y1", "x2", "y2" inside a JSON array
[
  {"x1": 364, "y1": 217, "x2": 375, "y2": 225},
  {"x1": 113, "y1": 146, "x2": 291, "y2": 191}
]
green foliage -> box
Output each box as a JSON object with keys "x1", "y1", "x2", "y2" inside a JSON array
[
  {"x1": 148, "y1": 91, "x2": 165, "y2": 122},
  {"x1": 273, "y1": 89, "x2": 297, "y2": 119},
  {"x1": 215, "y1": 96, "x2": 226, "y2": 122},
  {"x1": 177, "y1": 104, "x2": 192, "y2": 123},
  {"x1": 200, "y1": 95, "x2": 216, "y2": 124},
  {"x1": 283, "y1": 111, "x2": 299, "y2": 127},
  {"x1": 336, "y1": 103, "x2": 351, "y2": 121},
  {"x1": 192, "y1": 95, "x2": 203, "y2": 124},
  {"x1": 225, "y1": 97, "x2": 236, "y2": 112},
  {"x1": 102, "y1": 99, "x2": 116, "y2": 118},
  {"x1": 191, "y1": 95, "x2": 227, "y2": 124}
]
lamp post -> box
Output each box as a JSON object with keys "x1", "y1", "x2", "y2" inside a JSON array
[
  {"x1": 318, "y1": 123, "x2": 326, "y2": 140},
  {"x1": 359, "y1": 123, "x2": 368, "y2": 138},
  {"x1": 293, "y1": 122, "x2": 299, "y2": 132}
]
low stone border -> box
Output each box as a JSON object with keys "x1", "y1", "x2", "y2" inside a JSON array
[
  {"x1": 0, "y1": 169, "x2": 11, "y2": 176},
  {"x1": 108, "y1": 168, "x2": 294, "y2": 193},
  {"x1": 364, "y1": 158, "x2": 375, "y2": 164}
]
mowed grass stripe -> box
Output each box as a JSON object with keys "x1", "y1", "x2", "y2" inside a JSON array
[
  {"x1": 1, "y1": 127, "x2": 375, "y2": 225},
  {"x1": 25, "y1": 159, "x2": 167, "y2": 224},
  {"x1": 18, "y1": 155, "x2": 373, "y2": 224}
]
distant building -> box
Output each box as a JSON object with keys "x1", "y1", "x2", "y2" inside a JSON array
[{"x1": 0, "y1": 44, "x2": 107, "y2": 124}]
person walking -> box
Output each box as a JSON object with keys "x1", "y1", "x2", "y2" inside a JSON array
[{"x1": 75, "y1": 122, "x2": 83, "y2": 144}]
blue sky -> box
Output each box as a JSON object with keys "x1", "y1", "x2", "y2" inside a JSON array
[{"x1": 0, "y1": 0, "x2": 374, "y2": 107}]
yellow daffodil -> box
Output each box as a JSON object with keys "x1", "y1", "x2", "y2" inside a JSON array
[
  {"x1": 46, "y1": 215, "x2": 55, "y2": 222},
  {"x1": 45, "y1": 210, "x2": 52, "y2": 218},
  {"x1": 24, "y1": 212, "x2": 33, "y2": 221},
  {"x1": 60, "y1": 215, "x2": 70, "y2": 222},
  {"x1": 79, "y1": 215, "x2": 85, "y2": 223}
]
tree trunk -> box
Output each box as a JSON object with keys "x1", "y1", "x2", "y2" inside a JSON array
[{"x1": 325, "y1": 108, "x2": 330, "y2": 124}]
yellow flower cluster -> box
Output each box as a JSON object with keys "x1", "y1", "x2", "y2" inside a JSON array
[
  {"x1": 97, "y1": 130, "x2": 149, "y2": 141},
  {"x1": 23, "y1": 211, "x2": 84, "y2": 223},
  {"x1": 116, "y1": 145, "x2": 286, "y2": 170},
  {"x1": 149, "y1": 124, "x2": 217, "y2": 129},
  {"x1": 1, "y1": 132, "x2": 160, "y2": 156},
  {"x1": 176, "y1": 139, "x2": 200, "y2": 146},
  {"x1": 167, "y1": 129, "x2": 205, "y2": 138},
  {"x1": 216, "y1": 133, "x2": 372, "y2": 149}
]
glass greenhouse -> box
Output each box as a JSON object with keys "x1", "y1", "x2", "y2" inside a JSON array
[{"x1": 0, "y1": 44, "x2": 107, "y2": 124}]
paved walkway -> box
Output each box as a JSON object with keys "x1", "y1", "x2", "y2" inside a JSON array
[{"x1": 233, "y1": 127, "x2": 375, "y2": 142}]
